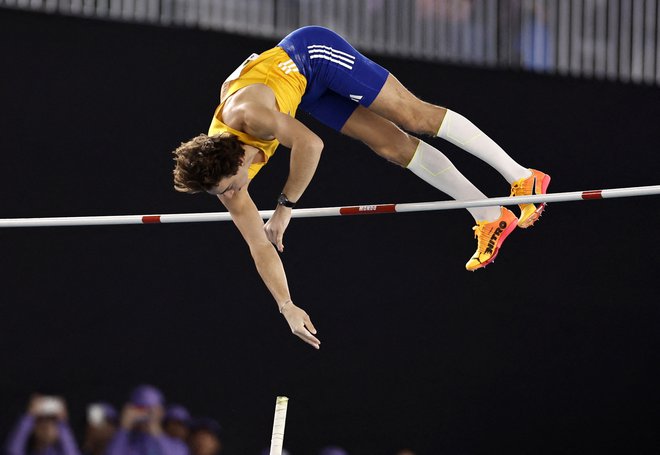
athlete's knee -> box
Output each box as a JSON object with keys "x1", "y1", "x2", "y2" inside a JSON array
[
  {"x1": 389, "y1": 104, "x2": 419, "y2": 133},
  {"x1": 372, "y1": 133, "x2": 418, "y2": 167},
  {"x1": 396, "y1": 102, "x2": 445, "y2": 135}
]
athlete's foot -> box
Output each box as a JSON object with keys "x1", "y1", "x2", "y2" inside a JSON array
[
  {"x1": 465, "y1": 207, "x2": 518, "y2": 271},
  {"x1": 510, "y1": 169, "x2": 551, "y2": 228}
]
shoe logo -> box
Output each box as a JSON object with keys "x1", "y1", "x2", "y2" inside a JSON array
[
  {"x1": 484, "y1": 221, "x2": 508, "y2": 255},
  {"x1": 349, "y1": 94, "x2": 363, "y2": 102}
]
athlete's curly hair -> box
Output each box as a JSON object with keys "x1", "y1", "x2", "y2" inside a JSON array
[{"x1": 172, "y1": 133, "x2": 245, "y2": 193}]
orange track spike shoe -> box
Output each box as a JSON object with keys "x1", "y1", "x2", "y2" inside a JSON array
[
  {"x1": 465, "y1": 207, "x2": 518, "y2": 271},
  {"x1": 510, "y1": 169, "x2": 551, "y2": 228}
]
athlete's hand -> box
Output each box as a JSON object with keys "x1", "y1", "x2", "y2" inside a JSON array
[
  {"x1": 264, "y1": 205, "x2": 292, "y2": 252},
  {"x1": 280, "y1": 301, "x2": 320, "y2": 349}
]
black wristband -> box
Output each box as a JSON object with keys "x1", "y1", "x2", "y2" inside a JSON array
[{"x1": 277, "y1": 193, "x2": 296, "y2": 208}]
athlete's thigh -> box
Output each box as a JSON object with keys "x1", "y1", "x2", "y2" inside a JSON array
[
  {"x1": 369, "y1": 74, "x2": 446, "y2": 135},
  {"x1": 340, "y1": 105, "x2": 418, "y2": 166},
  {"x1": 302, "y1": 90, "x2": 359, "y2": 132},
  {"x1": 303, "y1": 89, "x2": 418, "y2": 165}
]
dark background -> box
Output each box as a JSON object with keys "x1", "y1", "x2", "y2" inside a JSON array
[{"x1": 2, "y1": 8, "x2": 659, "y2": 455}]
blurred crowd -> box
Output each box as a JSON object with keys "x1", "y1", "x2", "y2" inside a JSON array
[
  {"x1": 3, "y1": 386, "x2": 416, "y2": 455},
  {"x1": 4, "y1": 385, "x2": 223, "y2": 455}
]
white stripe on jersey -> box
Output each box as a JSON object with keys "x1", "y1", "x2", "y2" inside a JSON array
[
  {"x1": 308, "y1": 48, "x2": 355, "y2": 65},
  {"x1": 277, "y1": 60, "x2": 299, "y2": 75},
  {"x1": 307, "y1": 44, "x2": 356, "y2": 60},
  {"x1": 309, "y1": 54, "x2": 353, "y2": 70}
]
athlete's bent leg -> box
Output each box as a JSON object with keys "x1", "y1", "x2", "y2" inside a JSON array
[
  {"x1": 369, "y1": 74, "x2": 532, "y2": 184},
  {"x1": 341, "y1": 107, "x2": 517, "y2": 270},
  {"x1": 340, "y1": 106, "x2": 502, "y2": 223}
]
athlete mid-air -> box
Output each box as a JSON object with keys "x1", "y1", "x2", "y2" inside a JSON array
[{"x1": 172, "y1": 26, "x2": 551, "y2": 349}]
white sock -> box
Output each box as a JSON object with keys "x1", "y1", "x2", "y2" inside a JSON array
[
  {"x1": 407, "y1": 141, "x2": 502, "y2": 222},
  {"x1": 437, "y1": 109, "x2": 532, "y2": 184}
]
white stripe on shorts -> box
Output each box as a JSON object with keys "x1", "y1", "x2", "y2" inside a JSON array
[
  {"x1": 307, "y1": 44, "x2": 356, "y2": 60},
  {"x1": 308, "y1": 48, "x2": 356, "y2": 65}
]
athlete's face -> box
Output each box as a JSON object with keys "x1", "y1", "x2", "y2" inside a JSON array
[{"x1": 208, "y1": 165, "x2": 249, "y2": 199}]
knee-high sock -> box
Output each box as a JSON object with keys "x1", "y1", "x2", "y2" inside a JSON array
[
  {"x1": 437, "y1": 109, "x2": 531, "y2": 184},
  {"x1": 407, "y1": 141, "x2": 502, "y2": 222}
]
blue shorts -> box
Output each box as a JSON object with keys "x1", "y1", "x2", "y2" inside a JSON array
[{"x1": 278, "y1": 26, "x2": 390, "y2": 131}]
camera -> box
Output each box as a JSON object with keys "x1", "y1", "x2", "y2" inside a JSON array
[{"x1": 36, "y1": 397, "x2": 64, "y2": 417}]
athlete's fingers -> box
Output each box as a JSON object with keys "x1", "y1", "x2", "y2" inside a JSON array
[
  {"x1": 294, "y1": 327, "x2": 320, "y2": 349},
  {"x1": 304, "y1": 315, "x2": 317, "y2": 335},
  {"x1": 264, "y1": 224, "x2": 277, "y2": 246},
  {"x1": 302, "y1": 327, "x2": 321, "y2": 347},
  {"x1": 264, "y1": 222, "x2": 285, "y2": 252}
]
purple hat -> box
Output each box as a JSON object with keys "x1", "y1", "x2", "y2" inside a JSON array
[
  {"x1": 319, "y1": 447, "x2": 348, "y2": 455},
  {"x1": 129, "y1": 385, "x2": 164, "y2": 408},
  {"x1": 164, "y1": 404, "x2": 191, "y2": 424},
  {"x1": 191, "y1": 417, "x2": 223, "y2": 438}
]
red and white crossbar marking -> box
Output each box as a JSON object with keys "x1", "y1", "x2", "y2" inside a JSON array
[{"x1": 0, "y1": 185, "x2": 658, "y2": 228}]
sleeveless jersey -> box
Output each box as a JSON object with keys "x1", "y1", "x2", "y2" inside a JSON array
[{"x1": 208, "y1": 47, "x2": 307, "y2": 179}]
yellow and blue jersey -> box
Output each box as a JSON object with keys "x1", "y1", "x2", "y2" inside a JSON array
[
  {"x1": 208, "y1": 47, "x2": 307, "y2": 180},
  {"x1": 208, "y1": 26, "x2": 389, "y2": 179}
]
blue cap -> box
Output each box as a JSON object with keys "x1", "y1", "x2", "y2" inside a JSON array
[
  {"x1": 191, "y1": 417, "x2": 223, "y2": 438},
  {"x1": 164, "y1": 404, "x2": 191, "y2": 424},
  {"x1": 129, "y1": 385, "x2": 164, "y2": 408},
  {"x1": 319, "y1": 447, "x2": 348, "y2": 455}
]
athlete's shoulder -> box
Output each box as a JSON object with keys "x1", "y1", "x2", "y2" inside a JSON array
[
  {"x1": 222, "y1": 94, "x2": 279, "y2": 141},
  {"x1": 224, "y1": 84, "x2": 278, "y2": 117}
]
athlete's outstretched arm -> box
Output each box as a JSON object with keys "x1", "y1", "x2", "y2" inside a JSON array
[
  {"x1": 239, "y1": 103, "x2": 324, "y2": 251},
  {"x1": 219, "y1": 186, "x2": 320, "y2": 349}
]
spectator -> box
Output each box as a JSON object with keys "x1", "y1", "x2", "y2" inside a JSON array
[
  {"x1": 104, "y1": 385, "x2": 188, "y2": 455},
  {"x1": 4, "y1": 395, "x2": 81, "y2": 455},
  {"x1": 163, "y1": 405, "x2": 191, "y2": 442},
  {"x1": 520, "y1": 0, "x2": 553, "y2": 71},
  {"x1": 81, "y1": 403, "x2": 118, "y2": 455},
  {"x1": 319, "y1": 447, "x2": 348, "y2": 455},
  {"x1": 188, "y1": 418, "x2": 222, "y2": 455}
]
